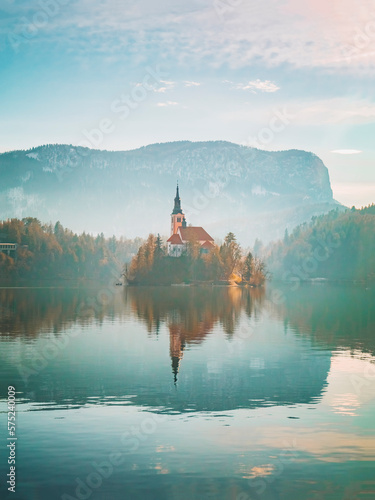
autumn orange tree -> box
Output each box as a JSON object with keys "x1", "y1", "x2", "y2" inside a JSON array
[
  {"x1": 127, "y1": 231, "x2": 267, "y2": 285},
  {"x1": 0, "y1": 218, "x2": 142, "y2": 281}
]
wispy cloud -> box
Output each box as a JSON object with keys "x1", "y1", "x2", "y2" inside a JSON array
[
  {"x1": 230, "y1": 79, "x2": 280, "y2": 93},
  {"x1": 331, "y1": 149, "x2": 363, "y2": 155},
  {"x1": 156, "y1": 101, "x2": 179, "y2": 107},
  {"x1": 184, "y1": 81, "x2": 201, "y2": 87},
  {"x1": 153, "y1": 80, "x2": 176, "y2": 93},
  {"x1": 4, "y1": 0, "x2": 374, "y2": 71}
]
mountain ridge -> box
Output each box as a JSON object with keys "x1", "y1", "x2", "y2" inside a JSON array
[{"x1": 0, "y1": 141, "x2": 342, "y2": 244}]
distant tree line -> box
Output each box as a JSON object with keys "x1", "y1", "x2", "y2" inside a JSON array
[
  {"x1": 0, "y1": 218, "x2": 143, "y2": 282},
  {"x1": 126, "y1": 232, "x2": 267, "y2": 286},
  {"x1": 0, "y1": 218, "x2": 270, "y2": 285},
  {"x1": 265, "y1": 205, "x2": 375, "y2": 282}
]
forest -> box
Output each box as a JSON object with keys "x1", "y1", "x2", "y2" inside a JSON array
[
  {"x1": 0, "y1": 218, "x2": 141, "y2": 282},
  {"x1": 265, "y1": 204, "x2": 375, "y2": 282},
  {"x1": 126, "y1": 232, "x2": 267, "y2": 285},
  {"x1": 4, "y1": 204, "x2": 372, "y2": 285}
]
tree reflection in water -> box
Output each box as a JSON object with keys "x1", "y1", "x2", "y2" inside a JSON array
[{"x1": 128, "y1": 286, "x2": 265, "y2": 382}]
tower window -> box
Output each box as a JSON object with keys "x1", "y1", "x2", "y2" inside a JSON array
[{"x1": 177, "y1": 217, "x2": 181, "y2": 222}]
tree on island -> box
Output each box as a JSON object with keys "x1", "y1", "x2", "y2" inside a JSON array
[
  {"x1": 247, "y1": 256, "x2": 267, "y2": 286},
  {"x1": 241, "y1": 251, "x2": 253, "y2": 282},
  {"x1": 154, "y1": 234, "x2": 164, "y2": 261},
  {"x1": 126, "y1": 232, "x2": 267, "y2": 286},
  {"x1": 219, "y1": 232, "x2": 242, "y2": 279}
]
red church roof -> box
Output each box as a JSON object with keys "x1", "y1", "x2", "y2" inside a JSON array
[
  {"x1": 178, "y1": 227, "x2": 214, "y2": 242},
  {"x1": 167, "y1": 233, "x2": 183, "y2": 244},
  {"x1": 201, "y1": 240, "x2": 215, "y2": 250}
]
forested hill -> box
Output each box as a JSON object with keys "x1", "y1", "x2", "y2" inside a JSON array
[
  {"x1": 0, "y1": 218, "x2": 142, "y2": 282},
  {"x1": 265, "y1": 205, "x2": 375, "y2": 282}
]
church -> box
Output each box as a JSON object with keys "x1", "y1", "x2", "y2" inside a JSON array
[{"x1": 167, "y1": 184, "x2": 215, "y2": 257}]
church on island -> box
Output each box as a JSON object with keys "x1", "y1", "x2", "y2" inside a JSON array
[{"x1": 167, "y1": 185, "x2": 215, "y2": 257}]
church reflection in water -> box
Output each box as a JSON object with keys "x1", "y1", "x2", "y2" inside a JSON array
[
  {"x1": 128, "y1": 286, "x2": 266, "y2": 384},
  {"x1": 127, "y1": 286, "x2": 332, "y2": 410},
  {"x1": 0, "y1": 284, "x2": 342, "y2": 412}
]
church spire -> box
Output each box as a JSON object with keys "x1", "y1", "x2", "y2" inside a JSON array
[
  {"x1": 171, "y1": 356, "x2": 180, "y2": 385},
  {"x1": 172, "y1": 182, "x2": 182, "y2": 214}
]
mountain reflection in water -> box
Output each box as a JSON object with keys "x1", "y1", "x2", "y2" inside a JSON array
[
  {"x1": 0, "y1": 285, "x2": 339, "y2": 413},
  {"x1": 1, "y1": 283, "x2": 375, "y2": 500}
]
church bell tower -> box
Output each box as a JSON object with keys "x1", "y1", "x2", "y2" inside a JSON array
[{"x1": 171, "y1": 183, "x2": 186, "y2": 235}]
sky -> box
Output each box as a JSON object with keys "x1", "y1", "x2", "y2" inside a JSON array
[{"x1": 0, "y1": 0, "x2": 374, "y2": 207}]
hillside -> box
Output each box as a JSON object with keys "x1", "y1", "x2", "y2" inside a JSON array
[
  {"x1": 0, "y1": 141, "x2": 341, "y2": 244},
  {"x1": 0, "y1": 218, "x2": 142, "y2": 282},
  {"x1": 265, "y1": 205, "x2": 375, "y2": 282}
]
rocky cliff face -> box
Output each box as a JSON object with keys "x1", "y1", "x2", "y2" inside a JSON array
[{"x1": 0, "y1": 141, "x2": 339, "y2": 244}]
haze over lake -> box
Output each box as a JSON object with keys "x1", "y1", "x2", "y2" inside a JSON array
[{"x1": 1, "y1": 283, "x2": 374, "y2": 500}]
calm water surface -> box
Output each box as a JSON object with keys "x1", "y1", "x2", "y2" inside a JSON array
[{"x1": 0, "y1": 284, "x2": 375, "y2": 500}]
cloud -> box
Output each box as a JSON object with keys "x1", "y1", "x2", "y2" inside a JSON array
[
  {"x1": 184, "y1": 81, "x2": 201, "y2": 87},
  {"x1": 4, "y1": 0, "x2": 375, "y2": 71},
  {"x1": 156, "y1": 101, "x2": 179, "y2": 107},
  {"x1": 331, "y1": 149, "x2": 363, "y2": 154},
  {"x1": 231, "y1": 79, "x2": 280, "y2": 93},
  {"x1": 152, "y1": 80, "x2": 176, "y2": 93},
  {"x1": 154, "y1": 87, "x2": 169, "y2": 93}
]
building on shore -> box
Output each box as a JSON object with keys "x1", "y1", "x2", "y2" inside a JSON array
[
  {"x1": 0, "y1": 243, "x2": 18, "y2": 258},
  {"x1": 167, "y1": 184, "x2": 215, "y2": 257}
]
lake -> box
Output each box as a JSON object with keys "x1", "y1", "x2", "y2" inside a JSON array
[{"x1": 0, "y1": 283, "x2": 375, "y2": 499}]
